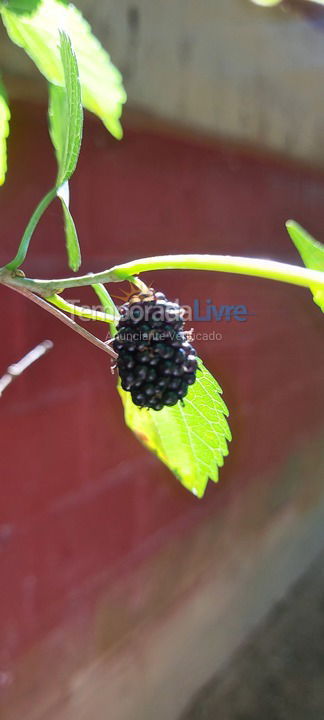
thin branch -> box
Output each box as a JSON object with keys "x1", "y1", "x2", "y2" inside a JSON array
[
  {"x1": 0, "y1": 340, "x2": 53, "y2": 397},
  {"x1": 2, "y1": 282, "x2": 117, "y2": 359}
]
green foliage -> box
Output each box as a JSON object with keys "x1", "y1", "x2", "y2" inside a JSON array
[
  {"x1": 50, "y1": 31, "x2": 82, "y2": 270},
  {"x1": 286, "y1": 220, "x2": 324, "y2": 312},
  {"x1": 1, "y1": 0, "x2": 126, "y2": 138},
  {"x1": 48, "y1": 84, "x2": 65, "y2": 171},
  {"x1": 119, "y1": 360, "x2": 231, "y2": 498},
  {"x1": 5, "y1": 30, "x2": 82, "y2": 271},
  {"x1": 57, "y1": 182, "x2": 81, "y2": 271},
  {"x1": 0, "y1": 77, "x2": 10, "y2": 185},
  {"x1": 2, "y1": 0, "x2": 41, "y2": 14},
  {"x1": 49, "y1": 31, "x2": 83, "y2": 187}
]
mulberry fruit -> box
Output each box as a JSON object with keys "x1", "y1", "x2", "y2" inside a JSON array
[{"x1": 113, "y1": 290, "x2": 197, "y2": 410}]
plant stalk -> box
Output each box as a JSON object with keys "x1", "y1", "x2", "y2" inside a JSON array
[
  {"x1": 1, "y1": 254, "x2": 324, "y2": 296},
  {"x1": 5, "y1": 187, "x2": 57, "y2": 271}
]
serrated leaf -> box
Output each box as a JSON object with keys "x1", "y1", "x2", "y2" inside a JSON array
[
  {"x1": 286, "y1": 220, "x2": 324, "y2": 312},
  {"x1": 52, "y1": 31, "x2": 82, "y2": 186},
  {"x1": 57, "y1": 181, "x2": 81, "y2": 271},
  {"x1": 3, "y1": 0, "x2": 41, "y2": 14},
  {"x1": 0, "y1": 77, "x2": 10, "y2": 185},
  {"x1": 119, "y1": 360, "x2": 231, "y2": 498},
  {"x1": 48, "y1": 82, "x2": 65, "y2": 171},
  {"x1": 1, "y1": 0, "x2": 126, "y2": 138},
  {"x1": 48, "y1": 33, "x2": 82, "y2": 270}
]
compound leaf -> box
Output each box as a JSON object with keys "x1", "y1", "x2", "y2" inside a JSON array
[
  {"x1": 286, "y1": 220, "x2": 324, "y2": 312},
  {"x1": 119, "y1": 360, "x2": 231, "y2": 498}
]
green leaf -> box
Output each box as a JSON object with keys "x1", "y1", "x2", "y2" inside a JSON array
[
  {"x1": 57, "y1": 181, "x2": 81, "y2": 272},
  {"x1": 118, "y1": 360, "x2": 231, "y2": 498},
  {"x1": 286, "y1": 220, "x2": 324, "y2": 312},
  {"x1": 50, "y1": 31, "x2": 83, "y2": 186},
  {"x1": 0, "y1": 77, "x2": 10, "y2": 185},
  {"x1": 1, "y1": 0, "x2": 126, "y2": 138},
  {"x1": 48, "y1": 32, "x2": 82, "y2": 270},
  {"x1": 48, "y1": 83, "x2": 65, "y2": 171},
  {"x1": 3, "y1": 0, "x2": 41, "y2": 14}
]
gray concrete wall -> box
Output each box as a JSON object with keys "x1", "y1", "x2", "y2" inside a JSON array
[{"x1": 75, "y1": 0, "x2": 324, "y2": 165}]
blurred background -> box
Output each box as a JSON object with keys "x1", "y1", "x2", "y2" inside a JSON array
[{"x1": 0, "y1": 1, "x2": 324, "y2": 719}]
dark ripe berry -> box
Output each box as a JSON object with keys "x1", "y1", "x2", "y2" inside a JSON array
[
  {"x1": 115, "y1": 290, "x2": 197, "y2": 410},
  {"x1": 129, "y1": 304, "x2": 143, "y2": 323},
  {"x1": 149, "y1": 355, "x2": 160, "y2": 367},
  {"x1": 124, "y1": 341, "x2": 137, "y2": 352},
  {"x1": 143, "y1": 383, "x2": 156, "y2": 397},
  {"x1": 121, "y1": 372, "x2": 136, "y2": 390},
  {"x1": 168, "y1": 377, "x2": 181, "y2": 390},
  {"x1": 155, "y1": 342, "x2": 174, "y2": 359},
  {"x1": 134, "y1": 366, "x2": 148, "y2": 382},
  {"x1": 156, "y1": 377, "x2": 169, "y2": 390},
  {"x1": 161, "y1": 360, "x2": 174, "y2": 376},
  {"x1": 131, "y1": 390, "x2": 146, "y2": 406},
  {"x1": 113, "y1": 338, "x2": 124, "y2": 352},
  {"x1": 118, "y1": 353, "x2": 135, "y2": 370},
  {"x1": 174, "y1": 348, "x2": 186, "y2": 363},
  {"x1": 137, "y1": 341, "x2": 149, "y2": 352},
  {"x1": 185, "y1": 355, "x2": 198, "y2": 372},
  {"x1": 185, "y1": 373, "x2": 196, "y2": 385},
  {"x1": 148, "y1": 398, "x2": 164, "y2": 410},
  {"x1": 137, "y1": 323, "x2": 151, "y2": 339},
  {"x1": 177, "y1": 381, "x2": 189, "y2": 398},
  {"x1": 171, "y1": 365, "x2": 183, "y2": 377},
  {"x1": 171, "y1": 332, "x2": 186, "y2": 348},
  {"x1": 136, "y1": 350, "x2": 151, "y2": 364},
  {"x1": 164, "y1": 391, "x2": 179, "y2": 406}
]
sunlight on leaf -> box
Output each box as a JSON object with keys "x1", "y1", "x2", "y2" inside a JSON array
[
  {"x1": 1, "y1": 0, "x2": 126, "y2": 138},
  {"x1": 119, "y1": 360, "x2": 231, "y2": 498},
  {"x1": 52, "y1": 31, "x2": 83, "y2": 186},
  {"x1": 48, "y1": 32, "x2": 82, "y2": 270},
  {"x1": 0, "y1": 77, "x2": 10, "y2": 185},
  {"x1": 48, "y1": 82, "x2": 65, "y2": 171},
  {"x1": 286, "y1": 220, "x2": 324, "y2": 312}
]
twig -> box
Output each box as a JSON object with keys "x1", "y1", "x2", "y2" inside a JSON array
[
  {"x1": 0, "y1": 340, "x2": 53, "y2": 397},
  {"x1": 2, "y1": 282, "x2": 117, "y2": 360}
]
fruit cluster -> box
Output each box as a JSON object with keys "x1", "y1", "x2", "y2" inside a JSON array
[{"x1": 113, "y1": 291, "x2": 198, "y2": 411}]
